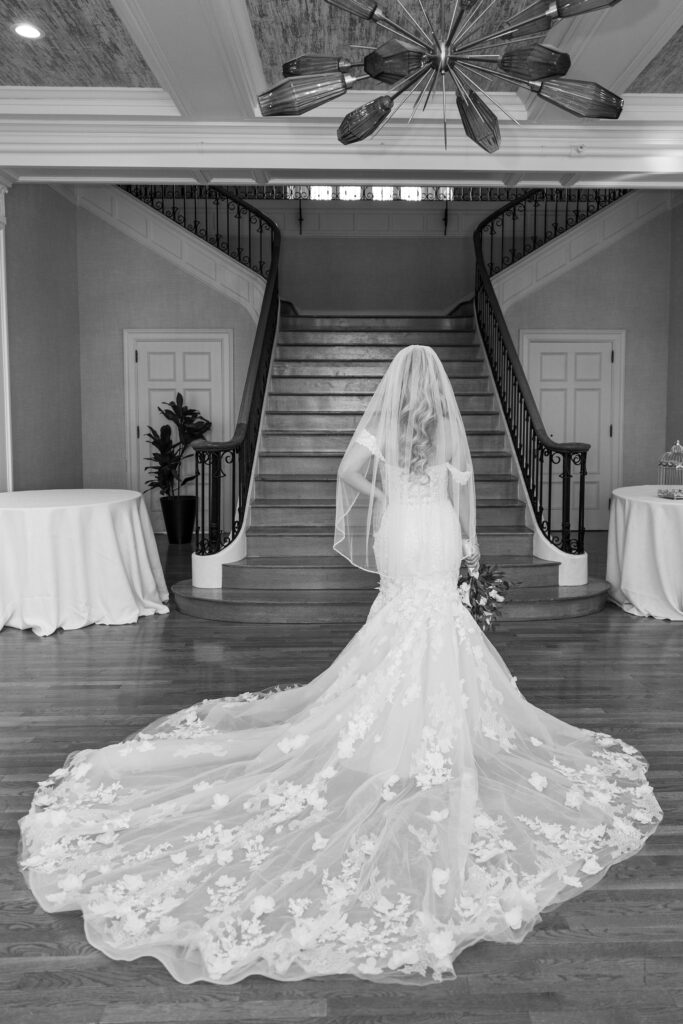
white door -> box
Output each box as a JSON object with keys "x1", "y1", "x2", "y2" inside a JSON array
[
  {"x1": 125, "y1": 331, "x2": 233, "y2": 532},
  {"x1": 522, "y1": 332, "x2": 624, "y2": 531}
]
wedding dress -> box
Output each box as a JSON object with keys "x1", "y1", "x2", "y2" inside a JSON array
[{"x1": 19, "y1": 348, "x2": 662, "y2": 986}]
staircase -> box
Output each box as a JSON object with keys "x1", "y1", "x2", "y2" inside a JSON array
[{"x1": 174, "y1": 309, "x2": 608, "y2": 624}]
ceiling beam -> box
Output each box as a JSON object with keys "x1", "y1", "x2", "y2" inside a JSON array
[{"x1": 110, "y1": 0, "x2": 265, "y2": 120}]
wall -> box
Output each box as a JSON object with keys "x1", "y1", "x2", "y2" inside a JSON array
[
  {"x1": 280, "y1": 235, "x2": 474, "y2": 314},
  {"x1": 77, "y1": 206, "x2": 257, "y2": 489},
  {"x1": 5, "y1": 185, "x2": 83, "y2": 490},
  {"x1": 504, "y1": 213, "x2": 671, "y2": 487},
  {"x1": 667, "y1": 196, "x2": 683, "y2": 443},
  {"x1": 250, "y1": 199, "x2": 500, "y2": 314}
]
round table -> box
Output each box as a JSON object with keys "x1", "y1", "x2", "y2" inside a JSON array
[
  {"x1": 606, "y1": 484, "x2": 683, "y2": 619},
  {"x1": 0, "y1": 489, "x2": 169, "y2": 636}
]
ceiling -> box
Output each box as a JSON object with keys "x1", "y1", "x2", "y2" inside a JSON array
[{"x1": 1, "y1": 0, "x2": 683, "y2": 189}]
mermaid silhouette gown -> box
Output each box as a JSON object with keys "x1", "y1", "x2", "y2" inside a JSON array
[{"x1": 19, "y1": 441, "x2": 662, "y2": 986}]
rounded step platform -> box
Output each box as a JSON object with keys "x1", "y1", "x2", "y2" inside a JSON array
[{"x1": 173, "y1": 577, "x2": 609, "y2": 625}]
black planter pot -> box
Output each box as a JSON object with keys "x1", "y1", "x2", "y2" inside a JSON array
[{"x1": 160, "y1": 495, "x2": 196, "y2": 545}]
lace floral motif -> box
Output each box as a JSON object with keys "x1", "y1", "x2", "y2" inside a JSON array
[
  {"x1": 19, "y1": 520, "x2": 662, "y2": 986},
  {"x1": 356, "y1": 429, "x2": 385, "y2": 461}
]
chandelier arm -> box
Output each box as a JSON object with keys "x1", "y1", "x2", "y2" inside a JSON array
[
  {"x1": 415, "y1": 0, "x2": 441, "y2": 49},
  {"x1": 394, "y1": 0, "x2": 434, "y2": 46},
  {"x1": 446, "y1": 1, "x2": 465, "y2": 47},
  {"x1": 373, "y1": 11, "x2": 432, "y2": 49},
  {"x1": 364, "y1": 66, "x2": 433, "y2": 144},
  {"x1": 409, "y1": 67, "x2": 436, "y2": 122},
  {"x1": 421, "y1": 67, "x2": 440, "y2": 110},
  {"x1": 390, "y1": 63, "x2": 436, "y2": 100},
  {"x1": 451, "y1": 60, "x2": 523, "y2": 125},
  {"x1": 451, "y1": 21, "x2": 550, "y2": 54},
  {"x1": 451, "y1": 0, "x2": 504, "y2": 50},
  {"x1": 441, "y1": 72, "x2": 448, "y2": 149}
]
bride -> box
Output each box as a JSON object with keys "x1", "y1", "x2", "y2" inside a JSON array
[{"x1": 19, "y1": 345, "x2": 661, "y2": 985}]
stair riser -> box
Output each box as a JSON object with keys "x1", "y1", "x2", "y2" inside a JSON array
[
  {"x1": 254, "y1": 476, "x2": 519, "y2": 500},
  {"x1": 261, "y1": 431, "x2": 506, "y2": 454},
  {"x1": 248, "y1": 532, "x2": 533, "y2": 558},
  {"x1": 277, "y1": 344, "x2": 481, "y2": 361},
  {"x1": 250, "y1": 503, "x2": 526, "y2": 528},
  {"x1": 279, "y1": 332, "x2": 476, "y2": 347},
  {"x1": 282, "y1": 317, "x2": 474, "y2": 332},
  {"x1": 223, "y1": 560, "x2": 556, "y2": 590},
  {"x1": 177, "y1": 590, "x2": 603, "y2": 625},
  {"x1": 268, "y1": 392, "x2": 496, "y2": 412},
  {"x1": 273, "y1": 361, "x2": 485, "y2": 378},
  {"x1": 270, "y1": 377, "x2": 493, "y2": 396},
  {"x1": 264, "y1": 411, "x2": 501, "y2": 431},
  {"x1": 258, "y1": 453, "x2": 512, "y2": 475}
]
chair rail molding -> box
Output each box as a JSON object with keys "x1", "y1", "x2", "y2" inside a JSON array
[
  {"x1": 53, "y1": 184, "x2": 265, "y2": 323},
  {"x1": 0, "y1": 177, "x2": 14, "y2": 492},
  {"x1": 493, "y1": 190, "x2": 671, "y2": 314}
]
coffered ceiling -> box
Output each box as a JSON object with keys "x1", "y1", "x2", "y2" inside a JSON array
[{"x1": 0, "y1": 0, "x2": 682, "y2": 189}]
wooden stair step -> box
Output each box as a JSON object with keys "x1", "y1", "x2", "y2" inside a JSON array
[
  {"x1": 250, "y1": 497, "x2": 526, "y2": 528},
  {"x1": 258, "y1": 452, "x2": 512, "y2": 476},
  {"x1": 273, "y1": 360, "x2": 486, "y2": 378},
  {"x1": 281, "y1": 316, "x2": 474, "y2": 331},
  {"x1": 223, "y1": 553, "x2": 559, "y2": 590},
  {"x1": 254, "y1": 473, "x2": 520, "y2": 500},
  {"x1": 173, "y1": 578, "x2": 608, "y2": 624},
  {"x1": 265, "y1": 409, "x2": 500, "y2": 429},
  {"x1": 260, "y1": 429, "x2": 507, "y2": 453},
  {"x1": 270, "y1": 376, "x2": 493, "y2": 395},
  {"x1": 277, "y1": 344, "x2": 481, "y2": 360},
  {"x1": 267, "y1": 392, "x2": 496, "y2": 411}
]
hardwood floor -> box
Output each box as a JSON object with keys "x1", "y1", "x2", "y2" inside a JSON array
[{"x1": 1, "y1": 535, "x2": 681, "y2": 1024}]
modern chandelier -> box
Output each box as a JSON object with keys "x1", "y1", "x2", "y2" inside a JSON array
[{"x1": 257, "y1": 0, "x2": 625, "y2": 152}]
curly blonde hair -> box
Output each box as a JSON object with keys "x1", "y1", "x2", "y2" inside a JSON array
[{"x1": 399, "y1": 386, "x2": 445, "y2": 479}]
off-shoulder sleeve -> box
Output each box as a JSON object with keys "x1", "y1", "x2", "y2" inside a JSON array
[
  {"x1": 446, "y1": 464, "x2": 471, "y2": 484},
  {"x1": 356, "y1": 428, "x2": 385, "y2": 462}
]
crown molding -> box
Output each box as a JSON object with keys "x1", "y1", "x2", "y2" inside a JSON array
[
  {"x1": 0, "y1": 87, "x2": 180, "y2": 119},
  {"x1": 0, "y1": 115, "x2": 682, "y2": 188}
]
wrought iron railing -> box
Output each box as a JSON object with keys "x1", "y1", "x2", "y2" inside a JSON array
[
  {"x1": 474, "y1": 188, "x2": 628, "y2": 554},
  {"x1": 121, "y1": 183, "x2": 281, "y2": 556},
  {"x1": 120, "y1": 184, "x2": 277, "y2": 278}
]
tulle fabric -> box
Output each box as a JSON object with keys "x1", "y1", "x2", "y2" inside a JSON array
[
  {"x1": 18, "y1": 467, "x2": 662, "y2": 986},
  {"x1": 335, "y1": 345, "x2": 479, "y2": 575}
]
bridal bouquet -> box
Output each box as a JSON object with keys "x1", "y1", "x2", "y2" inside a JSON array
[{"x1": 458, "y1": 564, "x2": 511, "y2": 633}]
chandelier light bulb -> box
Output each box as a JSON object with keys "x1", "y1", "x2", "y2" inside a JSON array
[
  {"x1": 338, "y1": 95, "x2": 394, "y2": 145},
  {"x1": 364, "y1": 39, "x2": 426, "y2": 84},
  {"x1": 283, "y1": 55, "x2": 352, "y2": 77},
  {"x1": 499, "y1": 44, "x2": 571, "y2": 80},
  {"x1": 259, "y1": 73, "x2": 354, "y2": 117},
  {"x1": 257, "y1": 0, "x2": 625, "y2": 151}
]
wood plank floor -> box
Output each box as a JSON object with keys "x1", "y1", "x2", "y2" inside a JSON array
[{"x1": 1, "y1": 535, "x2": 681, "y2": 1024}]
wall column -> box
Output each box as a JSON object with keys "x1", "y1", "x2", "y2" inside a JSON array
[{"x1": 0, "y1": 178, "x2": 13, "y2": 492}]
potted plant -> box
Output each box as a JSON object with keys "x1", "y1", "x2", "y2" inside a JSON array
[{"x1": 145, "y1": 392, "x2": 212, "y2": 544}]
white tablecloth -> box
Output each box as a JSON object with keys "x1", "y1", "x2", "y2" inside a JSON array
[
  {"x1": 607, "y1": 484, "x2": 683, "y2": 620},
  {"x1": 0, "y1": 489, "x2": 169, "y2": 636}
]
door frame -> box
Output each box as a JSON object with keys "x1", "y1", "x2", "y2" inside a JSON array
[
  {"x1": 0, "y1": 185, "x2": 12, "y2": 492},
  {"x1": 123, "y1": 329, "x2": 234, "y2": 493},
  {"x1": 520, "y1": 329, "x2": 625, "y2": 515}
]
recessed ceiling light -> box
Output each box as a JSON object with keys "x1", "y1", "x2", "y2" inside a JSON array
[{"x1": 13, "y1": 22, "x2": 43, "y2": 39}]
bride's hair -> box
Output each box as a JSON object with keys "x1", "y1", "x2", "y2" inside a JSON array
[{"x1": 399, "y1": 389, "x2": 438, "y2": 479}]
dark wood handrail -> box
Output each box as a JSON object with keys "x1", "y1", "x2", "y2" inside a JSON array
[
  {"x1": 474, "y1": 191, "x2": 589, "y2": 461},
  {"x1": 473, "y1": 187, "x2": 628, "y2": 554}
]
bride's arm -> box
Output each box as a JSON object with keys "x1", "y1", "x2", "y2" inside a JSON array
[{"x1": 339, "y1": 440, "x2": 384, "y2": 500}]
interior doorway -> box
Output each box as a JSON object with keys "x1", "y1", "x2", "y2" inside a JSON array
[
  {"x1": 520, "y1": 330, "x2": 625, "y2": 531},
  {"x1": 124, "y1": 330, "x2": 233, "y2": 532}
]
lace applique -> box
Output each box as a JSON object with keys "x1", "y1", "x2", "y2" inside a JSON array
[{"x1": 356, "y1": 429, "x2": 385, "y2": 461}]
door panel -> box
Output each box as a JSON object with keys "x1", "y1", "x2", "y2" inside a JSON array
[
  {"x1": 526, "y1": 338, "x2": 614, "y2": 530},
  {"x1": 133, "y1": 337, "x2": 225, "y2": 532}
]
